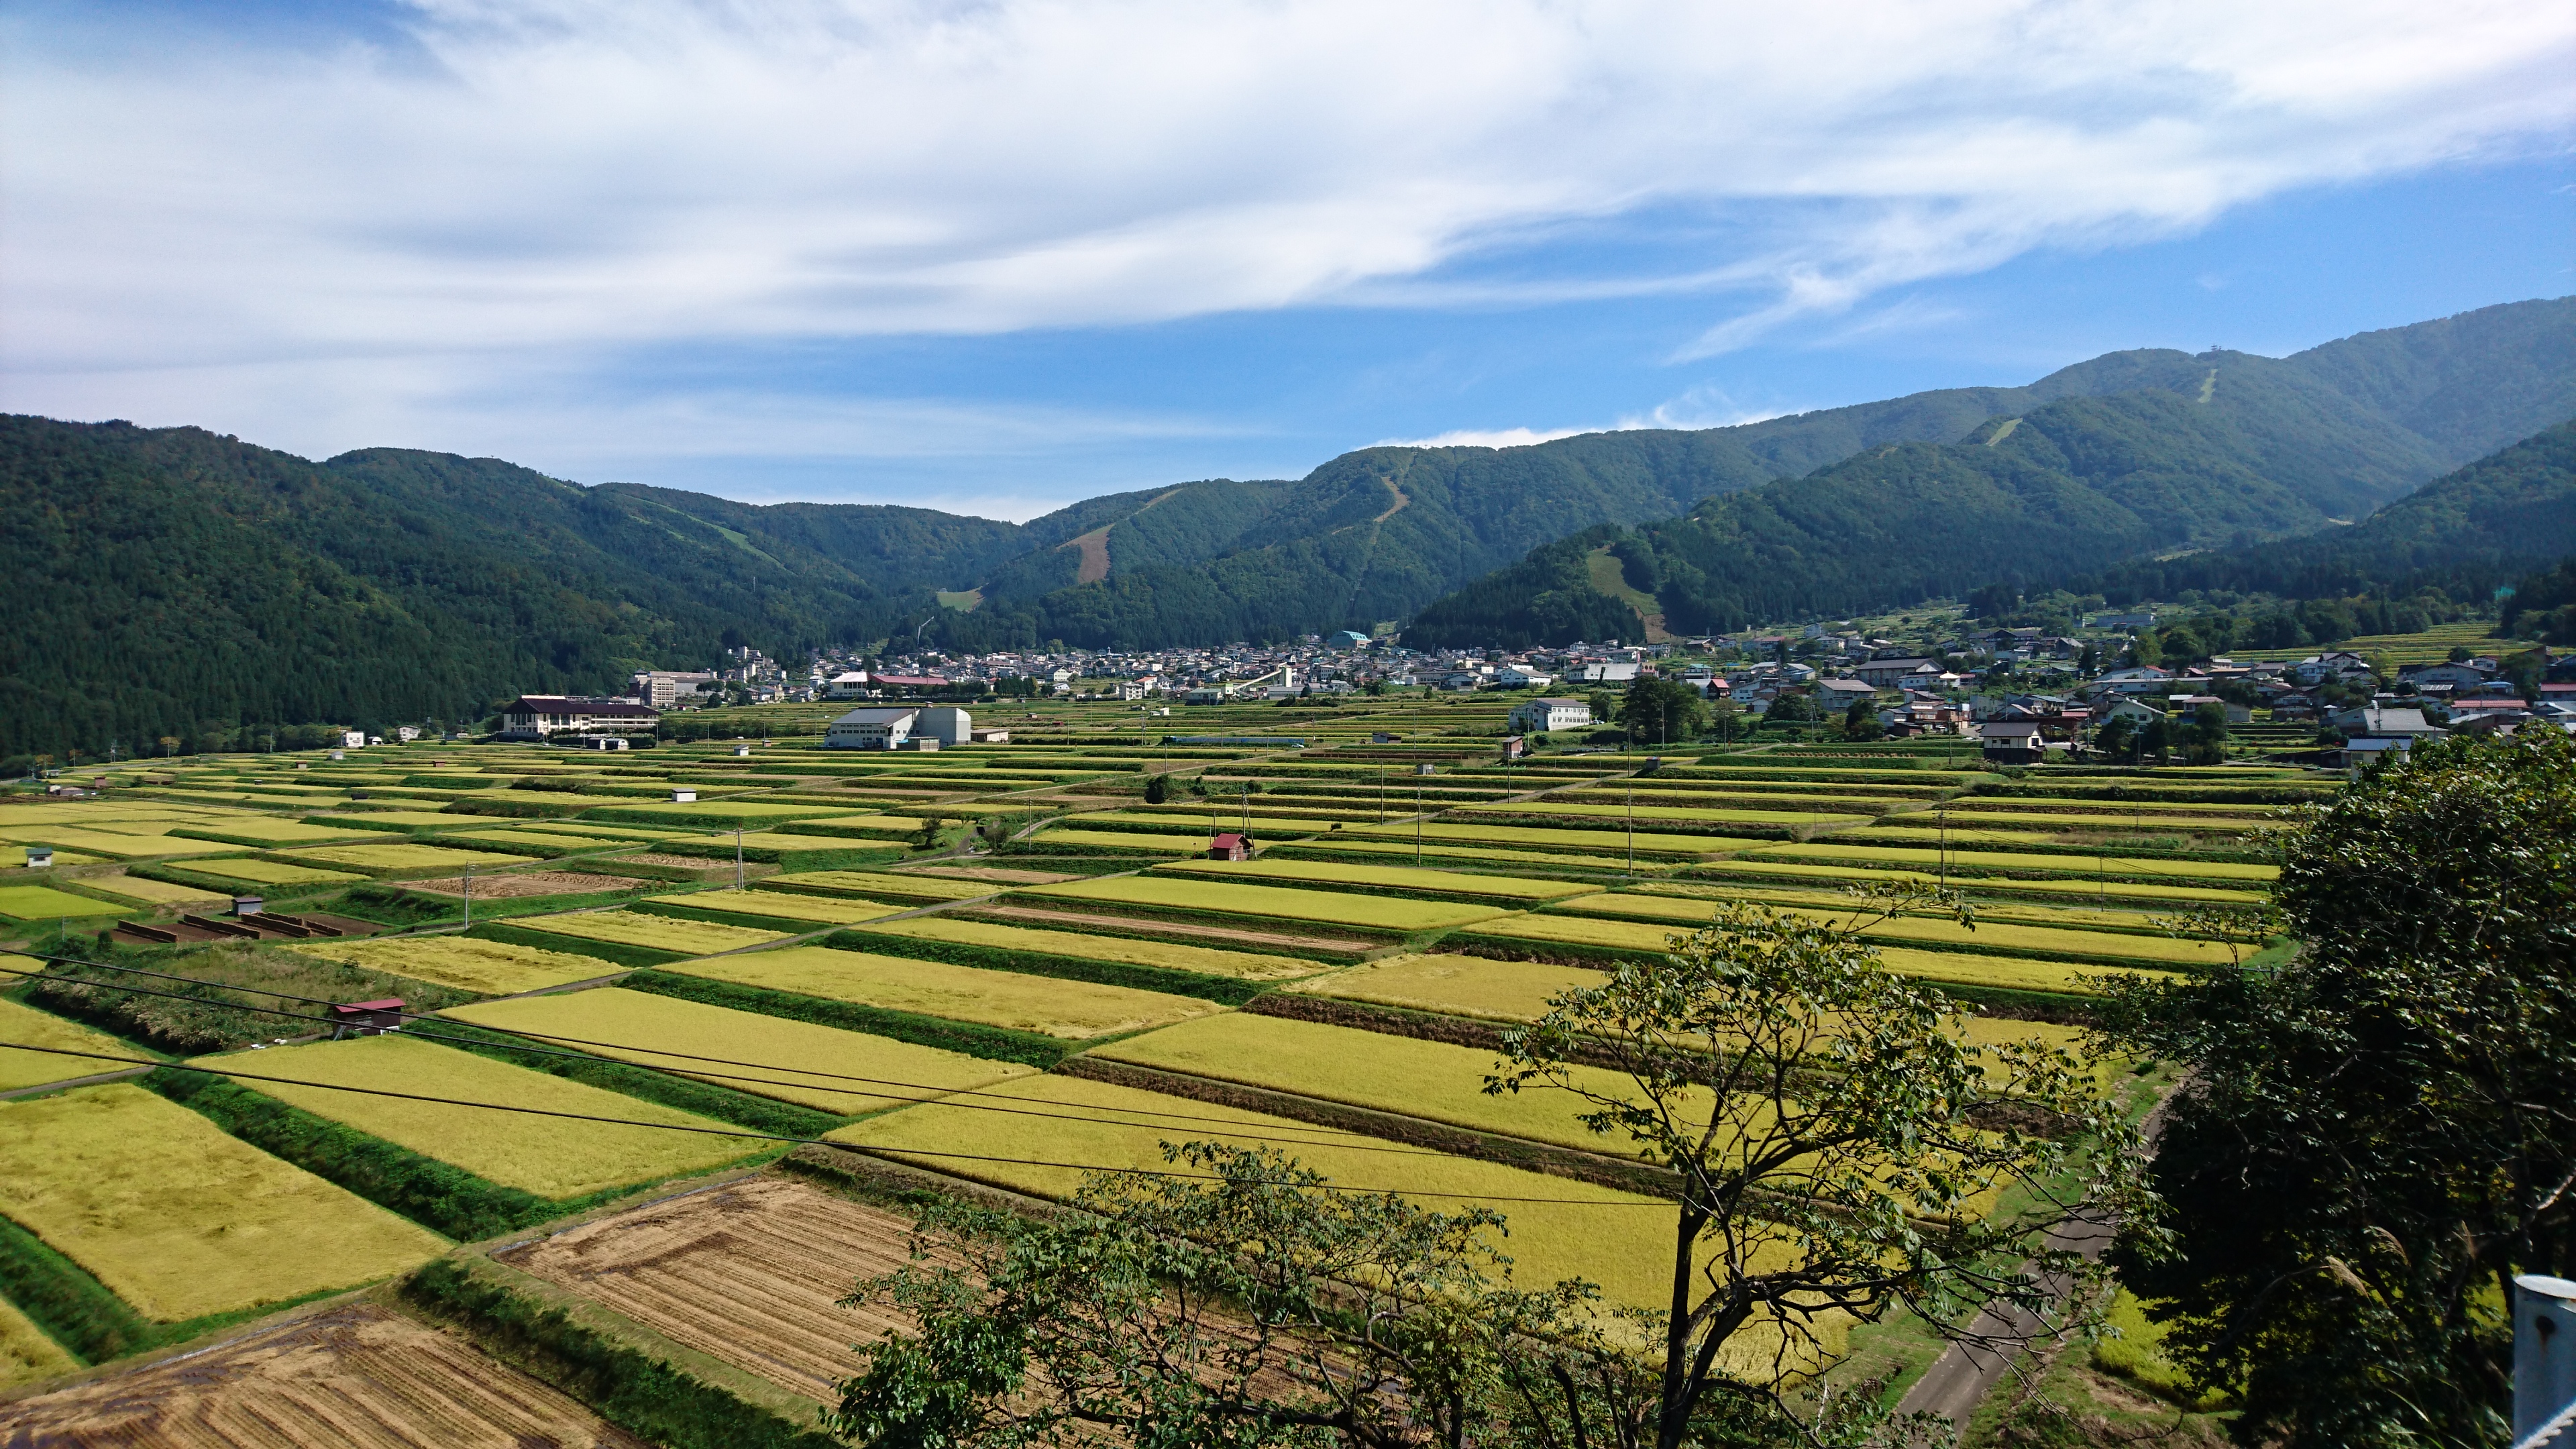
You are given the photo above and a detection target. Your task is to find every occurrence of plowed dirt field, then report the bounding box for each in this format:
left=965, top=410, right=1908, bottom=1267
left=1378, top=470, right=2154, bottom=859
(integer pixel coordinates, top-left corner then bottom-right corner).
left=498, top=1175, right=918, bottom=1402
left=0, top=1302, right=648, bottom=1447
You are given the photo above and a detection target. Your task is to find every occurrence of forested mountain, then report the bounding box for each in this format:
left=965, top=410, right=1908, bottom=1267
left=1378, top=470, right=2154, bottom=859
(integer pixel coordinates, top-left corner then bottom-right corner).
left=3, top=297, right=2567, bottom=758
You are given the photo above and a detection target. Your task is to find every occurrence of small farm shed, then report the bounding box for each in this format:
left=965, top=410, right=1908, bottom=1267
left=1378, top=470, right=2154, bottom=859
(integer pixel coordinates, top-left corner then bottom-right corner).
left=331, top=999, right=406, bottom=1038
left=1208, top=833, right=1253, bottom=861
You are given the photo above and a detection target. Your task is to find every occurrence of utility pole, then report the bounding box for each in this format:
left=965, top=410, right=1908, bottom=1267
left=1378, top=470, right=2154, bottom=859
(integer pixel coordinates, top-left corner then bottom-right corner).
left=1415, top=777, right=1425, bottom=867
left=736, top=825, right=746, bottom=892
left=1625, top=775, right=1635, bottom=883
left=461, top=867, right=472, bottom=930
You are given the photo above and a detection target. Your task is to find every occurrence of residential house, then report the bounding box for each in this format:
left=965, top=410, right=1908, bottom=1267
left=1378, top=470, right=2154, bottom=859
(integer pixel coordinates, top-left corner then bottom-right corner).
left=2323, top=705, right=2445, bottom=739
left=2089, top=667, right=2175, bottom=696
left=1507, top=697, right=1595, bottom=733
left=1977, top=721, right=2046, bottom=763
left=1816, top=678, right=1876, bottom=710
left=1494, top=665, right=1555, bottom=689
left=1853, top=657, right=1939, bottom=689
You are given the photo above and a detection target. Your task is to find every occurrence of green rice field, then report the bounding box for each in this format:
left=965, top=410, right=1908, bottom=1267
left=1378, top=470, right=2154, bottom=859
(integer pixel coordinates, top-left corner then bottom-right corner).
left=0, top=885, right=127, bottom=919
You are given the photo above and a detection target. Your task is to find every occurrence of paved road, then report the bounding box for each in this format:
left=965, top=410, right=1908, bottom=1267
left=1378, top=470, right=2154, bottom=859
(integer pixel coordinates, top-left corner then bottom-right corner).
left=1893, top=1214, right=2116, bottom=1424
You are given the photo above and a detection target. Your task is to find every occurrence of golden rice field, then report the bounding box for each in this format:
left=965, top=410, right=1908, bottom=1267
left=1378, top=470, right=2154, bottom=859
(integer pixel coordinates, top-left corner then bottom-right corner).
left=307, top=936, right=616, bottom=996
left=1024, top=828, right=1208, bottom=853
left=0, top=991, right=136, bottom=1091
left=829, top=1073, right=1815, bottom=1352
left=441, top=829, right=625, bottom=853
left=1874, top=810, right=2273, bottom=833
left=305, top=811, right=476, bottom=829
left=1092, top=1012, right=1703, bottom=1156
left=0, top=828, right=241, bottom=859
left=763, top=871, right=1004, bottom=902
left=1291, top=953, right=1605, bottom=1024
left=1458, top=801, right=1874, bottom=830
left=514, top=910, right=790, bottom=956
left=858, top=915, right=1328, bottom=980
left=1276, top=838, right=1678, bottom=871
left=1868, top=947, right=2182, bottom=996
left=0, top=1292, right=76, bottom=1391
left=1550, top=893, right=2235, bottom=965
left=71, top=871, right=230, bottom=906
left=176, top=859, right=366, bottom=886
left=1153, top=857, right=1603, bottom=902
left=227, top=1036, right=751, bottom=1198
left=1746, top=843, right=2280, bottom=881
left=668, top=946, right=1221, bottom=1038
left=0, top=885, right=126, bottom=920
left=1020, top=876, right=1515, bottom=932
left=647, top=890, right=904, bottom=926
left=0, top=1083, right=444, bottom=1322
left=1339, top=820, right=1736, bottom=857
left=444, top=987, right=1031, bottom=1115
left=282, top=842, right=543, bottom=871
left=1682, top=858, right=2265, bottom=904
left=174, top=822, right=383, bottom=847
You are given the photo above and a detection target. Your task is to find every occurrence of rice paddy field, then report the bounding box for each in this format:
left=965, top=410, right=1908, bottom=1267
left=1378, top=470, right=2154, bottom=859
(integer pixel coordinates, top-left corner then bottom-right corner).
left=858, top=914, right=1330, bottom=979
left=303, top=935, right=621, bottom=995
left=668, top=945, right=1222, bottom=1038
left=0, top=884, right=127, bottom=920
left=0, top=1083, right=445, bottom=1322
left=221, top=1035, right=755, bottom=1197
left=442, top=986, right=1036, bottom=1114
left=511, top=908, right=793, bottom=956
left=0, top=712, right=2295, bottom=1421
left=0, top=992, right=138, bottom=1091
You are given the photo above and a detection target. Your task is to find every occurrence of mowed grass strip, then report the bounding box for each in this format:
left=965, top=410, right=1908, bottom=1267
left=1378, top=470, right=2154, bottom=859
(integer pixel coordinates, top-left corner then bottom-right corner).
left=219, top=1035, right=752, bottom=1199
left=641, top=889, right=906, bottom=926
left=666, top=945, right=1221, bottom=1039
left=859, top=915, right=1325, bottom=980
left=1744, top=843, right=2279, bottom=881
left=1291, top=953, right=1607, bottom=1024
left=1152, top=857, right=1603, bottom=902
left=442, top=986, right=1034, bottom=1116
left=306, top=936, right=619, bottom=996
left=1019, top=876, right=1515, bottom=932
left=511, top=909, right=791, bottom=956
left=0, top=1083, right=445, bottom=1322
left=1092, top=1012, right=1695, bottom=1156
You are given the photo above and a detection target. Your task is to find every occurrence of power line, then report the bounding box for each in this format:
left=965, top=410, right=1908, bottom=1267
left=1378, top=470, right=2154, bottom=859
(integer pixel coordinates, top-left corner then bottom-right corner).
left=0, top=955, right=1511, bottom=1161
left=0, top=1042, right=1668, bottom=1208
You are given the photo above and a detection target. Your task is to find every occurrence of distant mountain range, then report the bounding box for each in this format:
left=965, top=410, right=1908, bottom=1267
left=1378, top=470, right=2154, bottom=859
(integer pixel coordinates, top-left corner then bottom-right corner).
left=3, top=297, right=2570, bottom=759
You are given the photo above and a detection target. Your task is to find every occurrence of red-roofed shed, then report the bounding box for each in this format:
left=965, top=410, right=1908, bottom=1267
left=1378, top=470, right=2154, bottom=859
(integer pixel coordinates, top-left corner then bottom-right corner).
left=1208, top=833, right=1252, bottom=861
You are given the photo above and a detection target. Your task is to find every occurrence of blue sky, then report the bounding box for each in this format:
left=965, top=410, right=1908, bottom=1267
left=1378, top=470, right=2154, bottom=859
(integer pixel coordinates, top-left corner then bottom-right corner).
left=3, top=0, right=2571, bottom=520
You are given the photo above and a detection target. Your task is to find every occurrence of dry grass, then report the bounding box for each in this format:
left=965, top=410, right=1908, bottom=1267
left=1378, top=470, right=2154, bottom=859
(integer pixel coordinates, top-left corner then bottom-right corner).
left=229, top=1035, right=753, bottom=1198
left=668, top=945, right=1221, bottom=1038
left=0, top=1083, right=444, bottom=1322
left=443, top=985, right=1036, bottom=1116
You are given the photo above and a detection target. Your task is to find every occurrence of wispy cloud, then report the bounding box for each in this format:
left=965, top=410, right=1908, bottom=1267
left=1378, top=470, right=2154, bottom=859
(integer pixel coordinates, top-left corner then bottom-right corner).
left=1372, top=425, right=1591, bottom=449
left=3, top=0, right=2570, bottom=469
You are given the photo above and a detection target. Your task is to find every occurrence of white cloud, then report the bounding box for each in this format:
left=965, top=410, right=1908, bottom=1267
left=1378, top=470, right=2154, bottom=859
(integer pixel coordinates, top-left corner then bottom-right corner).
left=1373, top=426, right=1590, bottom=449
left=3, top=0, right=2571, bottom=455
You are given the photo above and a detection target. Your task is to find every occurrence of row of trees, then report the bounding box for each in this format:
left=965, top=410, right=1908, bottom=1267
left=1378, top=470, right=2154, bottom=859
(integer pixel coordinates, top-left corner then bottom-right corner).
left=820, top=728, right=2575, bottom=1447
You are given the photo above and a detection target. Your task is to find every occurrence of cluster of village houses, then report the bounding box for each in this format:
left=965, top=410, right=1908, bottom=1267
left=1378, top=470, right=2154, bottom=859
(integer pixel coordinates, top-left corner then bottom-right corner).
left=479, top=615, right=2576, bottom=766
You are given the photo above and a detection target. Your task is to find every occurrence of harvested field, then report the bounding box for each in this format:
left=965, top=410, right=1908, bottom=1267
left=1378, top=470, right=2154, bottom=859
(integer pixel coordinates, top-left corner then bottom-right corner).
left=442, top=986, right=1034, bottom=1115
left=0, top=992, right=137, bottom=1092
left=403, top=869, right=638, bottom=899
left=606, top=851, right=737, bottom=868
left=232, top=1035, right=753, bottom=1198
left=305, top=936, right=619, bottom=996
left=500, top=1174, right=922, bottom=1401
left=0, top=1083, right=444, bottom=1322
left=0, top=1292, right=76, bottom=1391
left=1290, top=953, right=1605, bottom=1024
left=1019, top=875, right=1513, bottom=932
left=0, top=1301, right=653, bottom=1446
left=669, top=946, right=1223, bottom=1038
left=865, top=913, right=1332, bottom=977
left=513, top=909, right=791, bottom=956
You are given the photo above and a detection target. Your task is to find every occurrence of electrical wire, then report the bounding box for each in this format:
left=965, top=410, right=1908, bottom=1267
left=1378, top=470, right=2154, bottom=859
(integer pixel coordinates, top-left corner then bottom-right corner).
left=0, top=953, right=1557, bottom=1163
left=0, top=1041, right=1666, bottom=1207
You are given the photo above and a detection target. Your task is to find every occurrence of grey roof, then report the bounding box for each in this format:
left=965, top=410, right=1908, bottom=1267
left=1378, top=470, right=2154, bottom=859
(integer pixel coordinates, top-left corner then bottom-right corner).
left=829, top=707, right=922, bottom=725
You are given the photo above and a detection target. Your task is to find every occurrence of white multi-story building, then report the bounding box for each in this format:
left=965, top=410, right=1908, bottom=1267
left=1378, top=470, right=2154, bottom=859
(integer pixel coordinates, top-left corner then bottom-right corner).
left=1507, top=697, right=1596, bottom=733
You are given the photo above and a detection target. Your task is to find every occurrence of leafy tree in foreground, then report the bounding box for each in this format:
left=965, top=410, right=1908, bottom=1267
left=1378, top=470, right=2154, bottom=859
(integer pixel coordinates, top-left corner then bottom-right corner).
left=2098, top=729, right=2576, bottom=1446
left=828, top=890, right=2143, bottom=1448
left=1619, top=676, right=1709, bottom=745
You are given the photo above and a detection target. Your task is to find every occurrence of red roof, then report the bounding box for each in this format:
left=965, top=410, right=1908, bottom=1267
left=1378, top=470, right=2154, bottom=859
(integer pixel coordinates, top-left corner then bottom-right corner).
left=1210, top=833, right=1248, bottom=848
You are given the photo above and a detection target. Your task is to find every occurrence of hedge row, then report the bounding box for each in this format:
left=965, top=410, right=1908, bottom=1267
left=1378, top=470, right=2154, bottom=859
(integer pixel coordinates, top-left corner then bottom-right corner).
left=811, top=931, right=1267, bottom=1005
left=141, top=1068, right=623, bottom=1240
left=0, top=1208, right=154, bottom=1362
left=400, top=1260, right=845, bottom=1449
left=419, top=1019, right=847, bottom=1138
left=625, top=969, right=1071, bottom=1069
